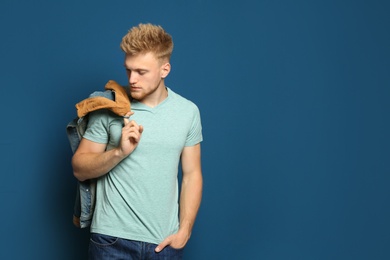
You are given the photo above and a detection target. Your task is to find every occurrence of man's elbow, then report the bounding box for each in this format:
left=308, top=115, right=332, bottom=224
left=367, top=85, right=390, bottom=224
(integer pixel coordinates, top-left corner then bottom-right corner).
left=72, top=156, right=87, bottom=182
left=73, top=170, right=87, bottom=182
left=183, top=170, right=203, bottom=186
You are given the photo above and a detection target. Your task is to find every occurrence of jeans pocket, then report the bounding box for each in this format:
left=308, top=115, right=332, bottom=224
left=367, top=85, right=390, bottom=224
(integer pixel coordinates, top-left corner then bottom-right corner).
left=90, top=233, right=119, bottom=247
left=163, top=245, right=184, bottom=258
left=168, top=245, right=184, bottom=251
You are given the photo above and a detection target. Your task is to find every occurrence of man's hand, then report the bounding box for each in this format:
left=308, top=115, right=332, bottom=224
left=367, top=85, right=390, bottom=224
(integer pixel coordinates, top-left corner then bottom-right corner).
left=119, top=111, right=143, bottom=156
left=155, top=229, right=190, bottom=253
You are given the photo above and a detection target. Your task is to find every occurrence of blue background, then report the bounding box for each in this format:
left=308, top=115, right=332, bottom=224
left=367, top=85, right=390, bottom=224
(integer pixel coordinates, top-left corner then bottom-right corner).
left=1, top=0, right=389, bottom=259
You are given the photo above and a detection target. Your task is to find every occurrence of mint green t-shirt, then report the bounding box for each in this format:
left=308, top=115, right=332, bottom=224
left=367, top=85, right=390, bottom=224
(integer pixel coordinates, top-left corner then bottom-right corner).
left=83, top=87, right=202, bottom=244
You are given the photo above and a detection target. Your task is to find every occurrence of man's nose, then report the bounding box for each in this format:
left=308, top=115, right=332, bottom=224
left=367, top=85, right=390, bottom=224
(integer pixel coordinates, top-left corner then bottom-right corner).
left=129, top=73, right=137, bottom=85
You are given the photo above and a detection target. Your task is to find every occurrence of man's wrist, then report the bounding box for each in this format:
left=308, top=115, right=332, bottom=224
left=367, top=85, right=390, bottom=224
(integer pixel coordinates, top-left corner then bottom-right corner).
left=113, top=147, right=128, bottom=159
left=178, top=226, right=191, bottom=241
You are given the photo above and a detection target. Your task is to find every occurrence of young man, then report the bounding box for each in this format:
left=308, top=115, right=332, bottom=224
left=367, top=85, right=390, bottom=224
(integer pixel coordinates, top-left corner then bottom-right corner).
left=72, top=23, right=203, bottom=259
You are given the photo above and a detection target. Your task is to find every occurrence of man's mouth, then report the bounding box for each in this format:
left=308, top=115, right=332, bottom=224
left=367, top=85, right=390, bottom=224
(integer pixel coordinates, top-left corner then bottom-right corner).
left=130, top=86, right=141, bottom=91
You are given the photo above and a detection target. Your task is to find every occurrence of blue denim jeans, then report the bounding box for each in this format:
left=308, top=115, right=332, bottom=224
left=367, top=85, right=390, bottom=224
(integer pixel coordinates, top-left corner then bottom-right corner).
left=88, top=233, right=184, bottom=260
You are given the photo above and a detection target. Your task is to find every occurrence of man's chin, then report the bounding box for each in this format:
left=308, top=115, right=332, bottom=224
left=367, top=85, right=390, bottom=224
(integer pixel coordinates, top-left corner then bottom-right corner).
left=130, top=92, right=144, bottom=100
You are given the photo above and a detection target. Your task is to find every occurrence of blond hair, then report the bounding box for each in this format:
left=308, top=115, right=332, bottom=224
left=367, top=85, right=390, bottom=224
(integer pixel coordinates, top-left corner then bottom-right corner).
left=120, top=23, right=173, bottom=61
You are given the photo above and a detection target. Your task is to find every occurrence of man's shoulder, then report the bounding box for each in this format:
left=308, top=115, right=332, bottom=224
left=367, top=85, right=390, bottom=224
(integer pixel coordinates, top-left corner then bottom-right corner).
left=168, top=88, right=199, bottom=110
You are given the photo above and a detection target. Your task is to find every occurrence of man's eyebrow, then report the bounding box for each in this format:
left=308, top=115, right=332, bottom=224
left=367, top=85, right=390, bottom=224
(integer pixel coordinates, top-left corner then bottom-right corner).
left=123, top=65, right=148, bottom=72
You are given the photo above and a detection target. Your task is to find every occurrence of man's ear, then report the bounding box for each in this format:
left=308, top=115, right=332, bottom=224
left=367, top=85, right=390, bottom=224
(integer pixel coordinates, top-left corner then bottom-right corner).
left=161, top=62, right=171, bottom=79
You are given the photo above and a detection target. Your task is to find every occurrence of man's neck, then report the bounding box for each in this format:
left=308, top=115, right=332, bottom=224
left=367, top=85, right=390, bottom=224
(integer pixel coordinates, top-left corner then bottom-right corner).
left=140, top=85, right=168, bottom=108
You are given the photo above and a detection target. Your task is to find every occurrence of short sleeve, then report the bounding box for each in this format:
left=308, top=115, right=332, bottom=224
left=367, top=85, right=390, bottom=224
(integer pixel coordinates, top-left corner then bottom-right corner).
left=185, top=105, right=203, bottom=146
left=82, top=110, right=110, bottom=144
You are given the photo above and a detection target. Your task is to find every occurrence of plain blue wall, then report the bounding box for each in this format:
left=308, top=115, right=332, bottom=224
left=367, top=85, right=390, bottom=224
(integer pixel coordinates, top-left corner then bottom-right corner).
left=1, top=0, right=389, bottom=259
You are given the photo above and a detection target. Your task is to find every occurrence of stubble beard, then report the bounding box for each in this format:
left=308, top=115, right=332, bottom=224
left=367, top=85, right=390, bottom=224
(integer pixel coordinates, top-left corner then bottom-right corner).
left=130, top=78, right=163, bottom=101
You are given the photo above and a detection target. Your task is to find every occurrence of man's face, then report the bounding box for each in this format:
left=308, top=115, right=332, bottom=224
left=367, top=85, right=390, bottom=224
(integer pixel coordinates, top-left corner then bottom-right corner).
left=124, top=52, right=169, bottom=102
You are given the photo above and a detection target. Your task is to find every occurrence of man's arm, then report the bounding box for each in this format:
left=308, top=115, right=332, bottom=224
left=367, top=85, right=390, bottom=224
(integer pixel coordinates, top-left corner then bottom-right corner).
left=156, top=143, right=203, bottom=251
left=72, top=114, right=143, bottom=181
left=72, top=138, right=124, bottom=181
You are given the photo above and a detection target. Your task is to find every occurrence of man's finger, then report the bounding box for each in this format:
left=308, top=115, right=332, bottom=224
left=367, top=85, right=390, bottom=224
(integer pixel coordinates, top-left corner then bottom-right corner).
left=155, top=237, right=171, bottom=252
left=123, top=111, right=133, bottom=125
